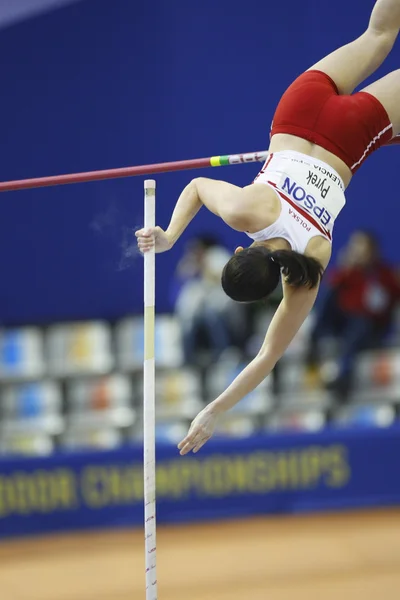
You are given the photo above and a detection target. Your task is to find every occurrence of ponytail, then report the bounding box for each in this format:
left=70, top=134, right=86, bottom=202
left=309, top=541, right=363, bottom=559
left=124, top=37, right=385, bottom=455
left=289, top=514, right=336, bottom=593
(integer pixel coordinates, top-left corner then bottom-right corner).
left=221, top=246, right=323, bottom=303
left=269, top=249, right=323, bottom=289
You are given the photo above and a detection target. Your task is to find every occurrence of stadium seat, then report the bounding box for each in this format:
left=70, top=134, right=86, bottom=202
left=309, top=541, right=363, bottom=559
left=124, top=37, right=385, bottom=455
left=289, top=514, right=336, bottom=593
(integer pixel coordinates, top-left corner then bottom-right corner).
left=354, top=349, right=400, bottom=389
left=267, top=408, right=326, bottom=433
left=61, top=426, right=123, bottom=451
left=1, top=380, right=63, bottom=435
left=278, top=389, right=333, bottom=411
left=0, top=428, right=54, bottom=456
left=278, top=362, right=309, bottom=394
left=347, top=386, right=400, bottom=405
left=66, top=374, right=135, bottom=428
left=46, top=321, right=113, bottom=376
left=333, top=403, right=396, bottom=429
left=116, top=315, right=183, bottom=371
left=0, top=327, right=45, bottom=380
left=132, top=421, right=189, bottom=444
left=214, top=415, right=259, bottom=438
left=136, top=367, right=203, bottom=419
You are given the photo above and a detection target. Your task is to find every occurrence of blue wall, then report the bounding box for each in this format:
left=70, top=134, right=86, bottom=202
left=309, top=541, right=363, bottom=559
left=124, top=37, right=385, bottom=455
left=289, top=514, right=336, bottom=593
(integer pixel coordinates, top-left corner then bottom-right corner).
left=0, top=0, right=398, bottom=324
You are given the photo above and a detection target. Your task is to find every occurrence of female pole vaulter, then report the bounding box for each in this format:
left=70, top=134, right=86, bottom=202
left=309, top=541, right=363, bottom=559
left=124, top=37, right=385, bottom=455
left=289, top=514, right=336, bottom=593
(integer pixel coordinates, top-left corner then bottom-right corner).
left=136, top=0, right=400, bottom=455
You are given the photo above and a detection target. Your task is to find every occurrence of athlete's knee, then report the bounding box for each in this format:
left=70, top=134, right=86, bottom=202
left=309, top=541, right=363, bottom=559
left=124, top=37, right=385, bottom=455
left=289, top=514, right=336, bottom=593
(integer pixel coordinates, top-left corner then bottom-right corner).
left=369, top=0, right=400, bottom=36
left=366, top=25, right=397, bottom=54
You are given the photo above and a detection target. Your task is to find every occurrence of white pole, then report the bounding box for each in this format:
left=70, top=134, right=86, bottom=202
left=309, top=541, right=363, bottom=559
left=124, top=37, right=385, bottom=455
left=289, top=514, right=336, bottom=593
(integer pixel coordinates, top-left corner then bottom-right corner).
left=143, top=179, right=157, bottom=600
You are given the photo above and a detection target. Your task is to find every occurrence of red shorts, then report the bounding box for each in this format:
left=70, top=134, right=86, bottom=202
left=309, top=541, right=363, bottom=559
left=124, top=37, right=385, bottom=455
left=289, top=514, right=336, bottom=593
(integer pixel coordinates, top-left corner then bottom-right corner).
left=271, top=70, right=393, bottom=173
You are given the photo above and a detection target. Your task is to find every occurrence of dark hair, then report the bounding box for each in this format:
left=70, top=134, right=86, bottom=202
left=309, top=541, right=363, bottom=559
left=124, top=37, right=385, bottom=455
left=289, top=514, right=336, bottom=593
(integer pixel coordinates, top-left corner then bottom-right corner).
left=221, top=246, right=324, bottom=302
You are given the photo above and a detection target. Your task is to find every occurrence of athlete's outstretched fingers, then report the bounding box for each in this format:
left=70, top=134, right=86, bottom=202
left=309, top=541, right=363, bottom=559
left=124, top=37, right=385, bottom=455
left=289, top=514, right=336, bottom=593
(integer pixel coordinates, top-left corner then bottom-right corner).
left=178, top=435, right=195, bottom=455
left=178, top=406, right=218, bottom=454
left=179, top=442, right=194, bottom=455
left=177, top=434, right=189, bottom=450
left=178, top=429, right=205, bottom=455
left=193, top=438, right=209, bottom=453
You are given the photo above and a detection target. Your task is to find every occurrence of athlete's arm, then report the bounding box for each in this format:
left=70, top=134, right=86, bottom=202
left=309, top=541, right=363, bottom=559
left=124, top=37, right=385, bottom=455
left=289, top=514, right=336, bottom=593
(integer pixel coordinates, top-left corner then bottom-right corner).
left=178, top=282, right=319, bottom=455
left=136, top=177, right=248, bottom=253
left=167, top=177, right=248, bottom=242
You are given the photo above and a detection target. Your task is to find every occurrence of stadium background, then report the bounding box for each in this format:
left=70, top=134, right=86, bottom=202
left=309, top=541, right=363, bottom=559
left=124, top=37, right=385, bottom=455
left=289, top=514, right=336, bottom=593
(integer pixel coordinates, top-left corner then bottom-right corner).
left=2, top=1, right=400, bottom=599
left=1, top=0, right=399, bottom=323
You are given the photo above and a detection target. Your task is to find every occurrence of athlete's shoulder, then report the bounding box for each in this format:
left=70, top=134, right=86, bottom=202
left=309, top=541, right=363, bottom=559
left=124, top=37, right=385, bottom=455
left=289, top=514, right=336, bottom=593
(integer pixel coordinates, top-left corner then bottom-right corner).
left=305, top=238, right=332, bottom=270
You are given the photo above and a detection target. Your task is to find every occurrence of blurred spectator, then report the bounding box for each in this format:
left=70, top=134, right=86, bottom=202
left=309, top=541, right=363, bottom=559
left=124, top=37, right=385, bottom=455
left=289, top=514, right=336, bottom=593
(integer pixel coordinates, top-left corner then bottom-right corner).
left=169, top=235, right=219, bottom=306
left=171, top=236, right=253, bottom=368
left=306, top=230, right=400, bottom=399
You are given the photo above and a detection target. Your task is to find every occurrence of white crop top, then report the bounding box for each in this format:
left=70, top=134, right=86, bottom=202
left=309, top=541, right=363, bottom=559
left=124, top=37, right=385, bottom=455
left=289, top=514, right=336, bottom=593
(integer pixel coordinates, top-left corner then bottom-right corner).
left=248, top=151, right=346, bottom=253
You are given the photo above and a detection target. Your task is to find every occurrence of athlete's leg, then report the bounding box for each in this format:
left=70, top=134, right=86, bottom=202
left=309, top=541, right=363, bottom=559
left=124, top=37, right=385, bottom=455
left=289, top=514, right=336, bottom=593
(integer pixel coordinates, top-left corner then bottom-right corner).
left=361, top=70, right=400, bottom=136
left=309, top=0, right=400, bottom=95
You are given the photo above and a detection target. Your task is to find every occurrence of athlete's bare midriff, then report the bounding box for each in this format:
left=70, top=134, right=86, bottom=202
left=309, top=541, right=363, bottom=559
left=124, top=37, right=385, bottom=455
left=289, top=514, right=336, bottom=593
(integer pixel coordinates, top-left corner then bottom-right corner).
left=269, top=133, right=353, bottom=188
